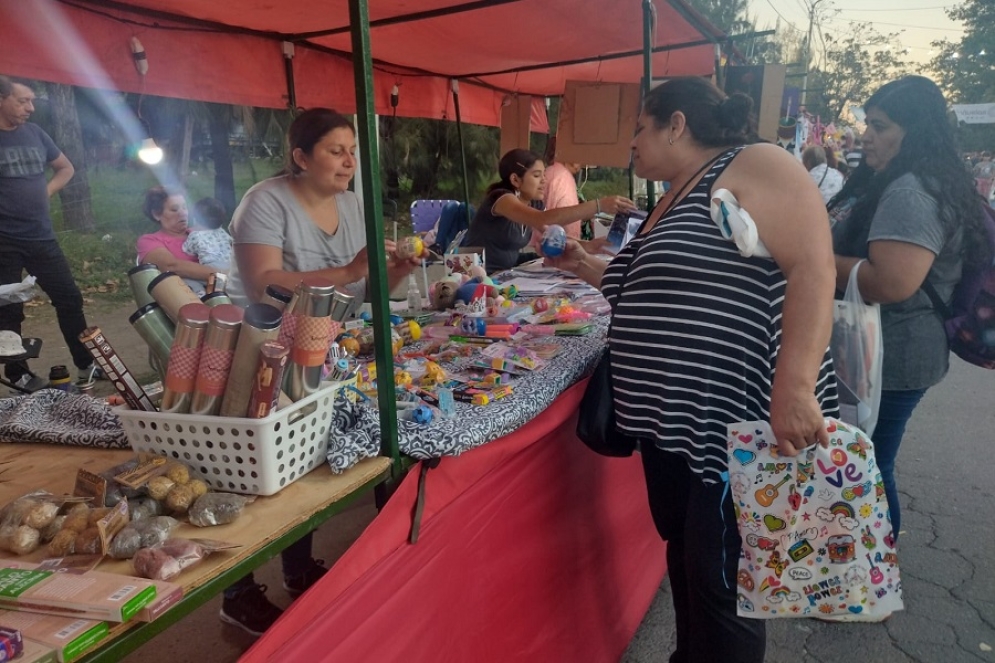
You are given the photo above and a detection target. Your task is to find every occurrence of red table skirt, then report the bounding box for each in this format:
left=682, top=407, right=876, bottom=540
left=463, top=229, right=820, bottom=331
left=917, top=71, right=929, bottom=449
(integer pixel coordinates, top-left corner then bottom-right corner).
left=243, top=380, right=667, bottom=662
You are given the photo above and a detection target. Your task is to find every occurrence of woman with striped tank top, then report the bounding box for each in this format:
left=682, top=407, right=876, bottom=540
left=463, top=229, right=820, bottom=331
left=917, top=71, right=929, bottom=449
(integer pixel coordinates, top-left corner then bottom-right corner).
left=546, top=77, right=839, bottom=662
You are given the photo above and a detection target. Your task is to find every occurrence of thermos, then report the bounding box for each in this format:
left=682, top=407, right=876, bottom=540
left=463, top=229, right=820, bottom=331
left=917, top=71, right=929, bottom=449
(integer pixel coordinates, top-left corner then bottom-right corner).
left=161, top=303, right=211, bottom=413
left=261, top=284, right=294, bottom=313
left=148, top=272, right=202, bottom=323
left=190, top=304, right=244, bottom=416
left=284, top=277, right=336, bottom=401
left=129, top=302, right=175, bottom=376
left=48, top=365, right=71, bottom=391
left=246, top=341, right=290, bottom=418
left=128, top=263, right=161, bottom=309
left=219, top=303, right=283, bottom=417
left=202, top=291, right=233, bottom=308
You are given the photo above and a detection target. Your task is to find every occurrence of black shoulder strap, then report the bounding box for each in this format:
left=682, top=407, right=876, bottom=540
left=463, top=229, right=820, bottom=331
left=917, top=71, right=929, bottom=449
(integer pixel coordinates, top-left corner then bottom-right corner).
left=921, top=280, right=950, bottom=319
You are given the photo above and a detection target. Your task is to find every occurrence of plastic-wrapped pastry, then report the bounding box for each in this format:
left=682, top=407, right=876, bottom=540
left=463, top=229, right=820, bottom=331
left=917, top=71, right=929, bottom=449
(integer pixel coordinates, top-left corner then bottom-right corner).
left=187, top=493, right=250, bottom=527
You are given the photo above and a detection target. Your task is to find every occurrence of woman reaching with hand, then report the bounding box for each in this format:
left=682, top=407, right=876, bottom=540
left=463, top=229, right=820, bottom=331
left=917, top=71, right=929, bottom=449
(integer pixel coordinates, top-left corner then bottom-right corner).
left=463, top=148, right=635, bottom=272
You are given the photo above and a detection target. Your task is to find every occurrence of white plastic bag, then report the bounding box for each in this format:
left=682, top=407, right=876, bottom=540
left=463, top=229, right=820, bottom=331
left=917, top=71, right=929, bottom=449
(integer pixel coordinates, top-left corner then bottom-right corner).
left=830, top=261, right=882, bottom=436
left=0, top=276, right=39, bottom=307
left=727, top=418, right=902, bottom=621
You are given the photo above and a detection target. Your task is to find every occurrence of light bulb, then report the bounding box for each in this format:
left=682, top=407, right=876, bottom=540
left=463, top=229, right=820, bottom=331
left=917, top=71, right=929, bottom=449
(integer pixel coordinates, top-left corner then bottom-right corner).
left=138, top=138, right=163, bottom=165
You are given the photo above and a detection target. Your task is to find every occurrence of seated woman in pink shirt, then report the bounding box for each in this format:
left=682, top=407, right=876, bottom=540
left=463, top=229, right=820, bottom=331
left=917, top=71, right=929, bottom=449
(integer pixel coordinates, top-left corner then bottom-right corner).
left=136, top=186, right=219, bottom=293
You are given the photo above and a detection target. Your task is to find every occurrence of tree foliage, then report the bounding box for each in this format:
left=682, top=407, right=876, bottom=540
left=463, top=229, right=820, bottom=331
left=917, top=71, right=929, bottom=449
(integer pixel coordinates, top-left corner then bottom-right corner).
left=929, top=0, right=995, bottom=103
left=807, top=24, right=910, bottom=122
left=688, top=0, right=753, bottom=36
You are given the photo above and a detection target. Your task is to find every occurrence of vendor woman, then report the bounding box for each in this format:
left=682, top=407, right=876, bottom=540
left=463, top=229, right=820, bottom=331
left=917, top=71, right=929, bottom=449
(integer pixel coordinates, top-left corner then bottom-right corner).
left=463, top=148, right=635, bottom=272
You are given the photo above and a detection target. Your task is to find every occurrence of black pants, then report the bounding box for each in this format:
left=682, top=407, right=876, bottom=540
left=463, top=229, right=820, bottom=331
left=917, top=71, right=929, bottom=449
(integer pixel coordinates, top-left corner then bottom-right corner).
left=640, top=442, right=765, bottom=663
left=0, top=238, right=91, bottom=381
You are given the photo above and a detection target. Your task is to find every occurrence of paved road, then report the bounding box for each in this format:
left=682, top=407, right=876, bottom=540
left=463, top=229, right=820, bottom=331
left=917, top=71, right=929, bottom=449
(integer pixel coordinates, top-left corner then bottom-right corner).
left=623, top=357, right=995, bottom=663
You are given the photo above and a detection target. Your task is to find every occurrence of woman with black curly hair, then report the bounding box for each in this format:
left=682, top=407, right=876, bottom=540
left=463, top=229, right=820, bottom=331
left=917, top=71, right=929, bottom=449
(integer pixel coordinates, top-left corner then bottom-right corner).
left=830, top=75, right=990, bottom=540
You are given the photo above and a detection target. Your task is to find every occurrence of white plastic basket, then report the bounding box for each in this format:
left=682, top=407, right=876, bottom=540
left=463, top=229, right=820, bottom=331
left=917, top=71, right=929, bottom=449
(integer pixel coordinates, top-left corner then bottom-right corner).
left=116, top=382, right=347, bottom=496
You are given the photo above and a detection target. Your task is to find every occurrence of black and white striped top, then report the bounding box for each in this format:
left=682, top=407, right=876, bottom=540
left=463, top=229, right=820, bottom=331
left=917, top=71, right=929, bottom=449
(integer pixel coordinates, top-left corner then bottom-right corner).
left=602, top=148, right=838, bottom=484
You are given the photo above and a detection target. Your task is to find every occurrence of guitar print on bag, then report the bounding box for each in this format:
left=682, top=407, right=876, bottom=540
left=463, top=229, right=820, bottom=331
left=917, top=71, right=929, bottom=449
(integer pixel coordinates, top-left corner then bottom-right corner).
left=755, top=475, right=791, bottom=508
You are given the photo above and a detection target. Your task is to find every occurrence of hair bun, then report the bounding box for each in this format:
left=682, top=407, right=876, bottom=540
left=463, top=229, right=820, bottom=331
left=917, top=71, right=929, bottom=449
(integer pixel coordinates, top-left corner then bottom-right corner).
left=718, top=93, right=753, bottom=131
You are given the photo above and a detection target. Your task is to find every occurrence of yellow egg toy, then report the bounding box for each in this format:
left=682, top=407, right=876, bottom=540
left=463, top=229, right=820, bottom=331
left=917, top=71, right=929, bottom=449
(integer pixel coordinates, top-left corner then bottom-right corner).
left=394, top=370, right=413, bottom=388
left=421, top=361, right=446, bottom=385
left=339, top=336, right=361, bottom=357
left=396, top=236, right=425, bottom=260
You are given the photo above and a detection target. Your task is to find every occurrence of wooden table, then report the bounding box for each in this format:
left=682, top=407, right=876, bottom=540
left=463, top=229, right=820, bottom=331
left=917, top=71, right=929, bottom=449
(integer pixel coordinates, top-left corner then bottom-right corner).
left=0, top=444, right=391, bottom=662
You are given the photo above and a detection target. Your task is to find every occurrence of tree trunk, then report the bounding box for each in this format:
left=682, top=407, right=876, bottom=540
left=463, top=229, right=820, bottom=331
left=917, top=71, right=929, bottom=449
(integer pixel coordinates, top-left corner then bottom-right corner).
left=208, top=104, right=236, bottom=214
left=47, top=84, right=95, bottom=233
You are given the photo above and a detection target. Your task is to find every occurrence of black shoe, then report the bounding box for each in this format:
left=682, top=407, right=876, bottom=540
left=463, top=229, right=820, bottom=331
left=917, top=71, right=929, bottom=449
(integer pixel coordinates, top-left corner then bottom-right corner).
left=283, top=558, right=328, bottom=599
left=219, top=584, right=283, bottom=637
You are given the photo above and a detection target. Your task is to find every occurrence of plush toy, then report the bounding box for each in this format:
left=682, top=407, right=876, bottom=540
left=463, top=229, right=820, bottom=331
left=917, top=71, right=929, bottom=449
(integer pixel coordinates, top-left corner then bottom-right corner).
left=432, top=280, right=460, bottom=310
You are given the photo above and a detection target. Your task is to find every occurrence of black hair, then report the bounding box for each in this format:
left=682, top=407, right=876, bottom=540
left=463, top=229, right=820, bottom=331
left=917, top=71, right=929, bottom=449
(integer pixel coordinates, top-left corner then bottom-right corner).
left=192, top=197, right=227, bottom=230
left=829, top=76, right=989, bottom=269
left=142, top=185, right=186, bottom=224
left=486, top=148, right=541, bottom=195
left=642, top=77, right=757, bottom=148
left=286, top=108, right=355, bottom=175
left=0, top=75, right=33, bottom=98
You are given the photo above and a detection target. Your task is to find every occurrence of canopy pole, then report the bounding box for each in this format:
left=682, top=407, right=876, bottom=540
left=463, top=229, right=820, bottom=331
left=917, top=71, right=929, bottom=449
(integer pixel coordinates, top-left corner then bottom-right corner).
left=281, top=41, right=297, bottom=110
left=642, top=0, right=656, bottom=209
left=451, top=79, right=473, bottom=226
left=348, top=0, right=402, bottom=479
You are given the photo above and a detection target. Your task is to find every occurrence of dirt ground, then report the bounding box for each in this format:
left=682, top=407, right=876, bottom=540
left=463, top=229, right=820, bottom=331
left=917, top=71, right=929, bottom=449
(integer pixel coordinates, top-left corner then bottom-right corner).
left=12, top=295, right=380, bottom=661
left=16, top=295, right=155, bottom=395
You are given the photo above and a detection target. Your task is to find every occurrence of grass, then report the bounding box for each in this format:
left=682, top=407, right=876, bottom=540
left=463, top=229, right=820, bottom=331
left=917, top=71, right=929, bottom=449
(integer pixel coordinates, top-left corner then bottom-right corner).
left=49, top=161, right=272, bottom=301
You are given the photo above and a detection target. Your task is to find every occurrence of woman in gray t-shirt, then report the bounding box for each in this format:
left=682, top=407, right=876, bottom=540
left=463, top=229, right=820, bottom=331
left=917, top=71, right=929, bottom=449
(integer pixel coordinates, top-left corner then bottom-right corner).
left=227, top=109, right=419, bottom=307
left=220, top=108, right=421, bottom=634
left=829, top=76, right=990, bottom=541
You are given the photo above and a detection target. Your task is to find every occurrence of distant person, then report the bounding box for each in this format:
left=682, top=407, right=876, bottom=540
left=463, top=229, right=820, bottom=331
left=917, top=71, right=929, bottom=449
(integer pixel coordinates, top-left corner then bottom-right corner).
left=137, top=186, right=215, bottom=296
left=802, top=145, right=845, bottom=204
left=829, top=75, right=990, bottom=549
left=973, top=151, right=994, bottom=178
left=184, top=197, right=233, bottom=271
left=463, top=148, right=635, bottom=272
left=536, top=137, right=584, bottom=241
left=845, top=137, right=864, bottom=169
left=0, top=75, right=98, bottom=390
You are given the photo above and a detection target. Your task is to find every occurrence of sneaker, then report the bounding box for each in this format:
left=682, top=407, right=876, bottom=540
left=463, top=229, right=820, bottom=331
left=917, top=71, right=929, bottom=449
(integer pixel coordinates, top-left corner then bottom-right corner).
left=218, top=584, right=284, bottom=637
left=283, top=558, right=328, bottom=599
left=8, top=374, right=47, bottom=394
left=77, top=365, right=106, bottom=383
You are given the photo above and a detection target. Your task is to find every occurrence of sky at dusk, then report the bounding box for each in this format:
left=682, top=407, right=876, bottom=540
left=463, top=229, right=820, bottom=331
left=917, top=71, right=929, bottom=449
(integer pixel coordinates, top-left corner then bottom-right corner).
left=750, top=0, right=966, bottom=65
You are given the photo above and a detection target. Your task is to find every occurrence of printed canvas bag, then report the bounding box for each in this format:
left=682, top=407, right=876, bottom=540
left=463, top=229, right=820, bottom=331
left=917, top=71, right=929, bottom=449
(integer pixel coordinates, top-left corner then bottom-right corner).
left=727, top=418, right=902, bottom=620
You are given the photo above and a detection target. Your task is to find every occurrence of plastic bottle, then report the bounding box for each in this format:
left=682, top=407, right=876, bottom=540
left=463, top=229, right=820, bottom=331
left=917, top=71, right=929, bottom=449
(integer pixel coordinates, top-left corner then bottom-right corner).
left=406, top=273, right=422, bottom=312
left=48, top=365, right=71, bottom=391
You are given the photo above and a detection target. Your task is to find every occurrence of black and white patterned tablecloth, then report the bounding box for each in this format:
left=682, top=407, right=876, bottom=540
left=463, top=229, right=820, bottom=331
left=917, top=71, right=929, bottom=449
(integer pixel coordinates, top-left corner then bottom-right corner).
left=325, top=318, right=608, bottom=472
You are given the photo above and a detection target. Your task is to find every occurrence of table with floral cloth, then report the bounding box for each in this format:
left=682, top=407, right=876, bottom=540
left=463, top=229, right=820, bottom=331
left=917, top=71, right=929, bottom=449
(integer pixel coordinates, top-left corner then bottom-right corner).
left=325, top=316, right=608, bottom=472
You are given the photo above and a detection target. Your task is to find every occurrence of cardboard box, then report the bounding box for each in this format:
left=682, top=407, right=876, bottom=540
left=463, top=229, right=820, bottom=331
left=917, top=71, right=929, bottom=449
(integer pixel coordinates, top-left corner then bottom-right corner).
left=135, top=580, right=183, bottom=623
left=20, top=638, right=59, bottom=663
left=0, top=565, right=155, bottom=623
left=0, top=611, right=106, bottom=663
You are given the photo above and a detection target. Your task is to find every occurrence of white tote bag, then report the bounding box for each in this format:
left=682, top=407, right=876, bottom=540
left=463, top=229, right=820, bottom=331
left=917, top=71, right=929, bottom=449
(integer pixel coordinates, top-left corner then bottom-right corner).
left=727, top=418, right=902, bottom=620
left=831, top=261, right=883, bottom=437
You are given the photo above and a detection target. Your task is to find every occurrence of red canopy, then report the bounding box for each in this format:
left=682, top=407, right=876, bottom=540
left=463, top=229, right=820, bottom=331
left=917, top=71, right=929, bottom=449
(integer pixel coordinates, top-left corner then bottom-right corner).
left=2, top=0, right=722, bottom=126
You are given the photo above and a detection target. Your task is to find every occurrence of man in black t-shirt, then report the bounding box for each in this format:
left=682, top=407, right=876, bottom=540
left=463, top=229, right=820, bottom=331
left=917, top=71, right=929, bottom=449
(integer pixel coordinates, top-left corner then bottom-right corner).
left=0, top=75, right=94, bottom=390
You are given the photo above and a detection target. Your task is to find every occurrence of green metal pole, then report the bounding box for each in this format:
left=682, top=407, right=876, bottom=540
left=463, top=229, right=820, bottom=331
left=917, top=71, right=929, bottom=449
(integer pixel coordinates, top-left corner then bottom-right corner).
left=451, top=79, right=473, bottom=226
left=642, top=0, right=656, bottom=209
left=348, top=0, right=401, bottom=479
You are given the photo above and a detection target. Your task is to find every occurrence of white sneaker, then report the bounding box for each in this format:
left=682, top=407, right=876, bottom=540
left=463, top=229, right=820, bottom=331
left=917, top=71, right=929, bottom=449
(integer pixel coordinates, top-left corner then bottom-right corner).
left=8, top=374, right=46, bottom=394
